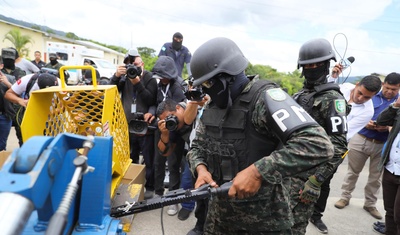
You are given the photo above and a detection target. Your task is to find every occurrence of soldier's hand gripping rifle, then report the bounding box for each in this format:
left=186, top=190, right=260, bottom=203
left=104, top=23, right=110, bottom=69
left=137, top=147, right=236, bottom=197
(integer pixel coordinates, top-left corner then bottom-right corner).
left=111, top=181, right=232, bottom=218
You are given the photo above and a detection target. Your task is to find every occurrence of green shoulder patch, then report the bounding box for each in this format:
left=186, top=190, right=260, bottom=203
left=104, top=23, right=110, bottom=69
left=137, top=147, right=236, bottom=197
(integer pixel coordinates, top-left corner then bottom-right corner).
left=334, top=99, right=346, bottom=114
left=266, top=88, right=286, bottom=101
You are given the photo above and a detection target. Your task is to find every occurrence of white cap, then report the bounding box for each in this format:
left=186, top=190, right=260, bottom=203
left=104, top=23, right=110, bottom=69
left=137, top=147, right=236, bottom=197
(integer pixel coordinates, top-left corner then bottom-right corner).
left=123, top=48, right=140, bottom=64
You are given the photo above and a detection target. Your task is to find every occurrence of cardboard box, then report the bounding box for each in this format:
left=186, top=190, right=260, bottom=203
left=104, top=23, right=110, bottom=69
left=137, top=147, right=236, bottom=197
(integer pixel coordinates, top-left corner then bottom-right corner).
left=112, top=163, right=146, bottom=232
left=122, top=163, right=145, bottom=202
left=121, top=163, right=146, bottom=185
left=0, top=151, right=12, bottom=168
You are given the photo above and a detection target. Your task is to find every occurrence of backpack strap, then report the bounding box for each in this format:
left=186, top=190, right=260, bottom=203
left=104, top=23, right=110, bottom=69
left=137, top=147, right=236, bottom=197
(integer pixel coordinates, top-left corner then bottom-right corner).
left=24, top=73, right=40, bottom=99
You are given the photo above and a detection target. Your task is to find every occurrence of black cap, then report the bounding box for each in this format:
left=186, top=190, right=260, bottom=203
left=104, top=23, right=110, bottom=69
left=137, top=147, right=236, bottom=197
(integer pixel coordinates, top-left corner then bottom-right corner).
left=37, top=73, right=58, bottom=89
left=1, top=48, right=16, bottom=60
left=49, top=53, right=57, bottom=59
left=173, top=32, right=183, bottom=39
left=84, top=69, right=100, bottom=82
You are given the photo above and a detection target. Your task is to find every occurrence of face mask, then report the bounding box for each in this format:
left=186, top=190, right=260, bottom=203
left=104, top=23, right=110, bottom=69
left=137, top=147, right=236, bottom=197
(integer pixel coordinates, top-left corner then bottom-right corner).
left=2, top=58, right=15, bottom=70
left=303, top=65, right=328, bottom=83
left=203, top=76, right=230, bottom=109
left=172, top=40, right=182, bottom=51
left=50, top=59, right=57, bottom=66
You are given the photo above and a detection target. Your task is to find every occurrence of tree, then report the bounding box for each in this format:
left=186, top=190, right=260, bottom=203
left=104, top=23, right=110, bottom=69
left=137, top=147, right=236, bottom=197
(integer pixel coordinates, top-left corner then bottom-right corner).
left=31, top=25, right=41, bottom=30
left=3, top=28, right=34, bottom=57
left=137, top=47, right=158, bottom=72
left=66, top=32, right=79, bottom=40
left=137, top=47, right=156, bottom=58
left=245, top=63, right=304, bottom=95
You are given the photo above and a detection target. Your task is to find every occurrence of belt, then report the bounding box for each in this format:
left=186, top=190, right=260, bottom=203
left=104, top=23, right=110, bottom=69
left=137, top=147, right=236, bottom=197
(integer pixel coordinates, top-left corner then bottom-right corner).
left=385, top=168, right=400, bottom=177
left=358, top=134, right=384, bottom=144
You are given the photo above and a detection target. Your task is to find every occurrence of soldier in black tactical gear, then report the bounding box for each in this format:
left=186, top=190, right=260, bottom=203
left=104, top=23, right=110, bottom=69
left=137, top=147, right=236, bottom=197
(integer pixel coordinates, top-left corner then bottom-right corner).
left=1, top=48, right=26, bottom=147
left=186, top=37, right=334, bottom=234
left=292, top=38, right=350, bottom=234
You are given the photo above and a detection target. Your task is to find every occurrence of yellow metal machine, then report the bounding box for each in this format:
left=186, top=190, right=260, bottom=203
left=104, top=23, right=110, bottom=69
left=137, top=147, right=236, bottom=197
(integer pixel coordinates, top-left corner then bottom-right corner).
left=21, top=66, right=131, bottom=198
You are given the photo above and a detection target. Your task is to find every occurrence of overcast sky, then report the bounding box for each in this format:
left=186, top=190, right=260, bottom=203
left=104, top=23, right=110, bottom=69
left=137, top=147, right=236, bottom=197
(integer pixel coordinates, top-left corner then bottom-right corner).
left=1, top=0, right=400, bottom=77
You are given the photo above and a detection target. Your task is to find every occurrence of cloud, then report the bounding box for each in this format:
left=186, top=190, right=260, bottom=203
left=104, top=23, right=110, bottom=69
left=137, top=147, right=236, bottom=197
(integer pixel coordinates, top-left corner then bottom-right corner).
left=1, top=0, right=399, bottom=76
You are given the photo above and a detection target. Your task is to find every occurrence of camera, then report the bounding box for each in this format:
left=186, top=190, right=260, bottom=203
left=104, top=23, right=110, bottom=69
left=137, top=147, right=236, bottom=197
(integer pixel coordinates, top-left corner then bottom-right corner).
left=165, top=114, right=179, bottom=131
left=185, top=87, right=205, bottom=101
left=184, top=75, right=205, bottom=101
left=126, top=65, right=142, bottom=79
left=129, top=112, right=157, bottom=135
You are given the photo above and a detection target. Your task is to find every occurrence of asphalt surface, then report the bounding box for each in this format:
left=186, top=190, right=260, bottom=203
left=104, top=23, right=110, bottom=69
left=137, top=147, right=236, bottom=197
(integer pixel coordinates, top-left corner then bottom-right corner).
left=5, top=127, right=384, bottom=235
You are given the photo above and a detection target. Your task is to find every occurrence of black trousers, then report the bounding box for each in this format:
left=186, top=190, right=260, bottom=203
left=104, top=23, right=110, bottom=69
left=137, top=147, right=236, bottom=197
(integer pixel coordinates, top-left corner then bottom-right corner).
left=130, top=133, right=155, bottom=190
left=382, top=168, right=400, bottom=235
left=153, top=130, right=185, bottom=195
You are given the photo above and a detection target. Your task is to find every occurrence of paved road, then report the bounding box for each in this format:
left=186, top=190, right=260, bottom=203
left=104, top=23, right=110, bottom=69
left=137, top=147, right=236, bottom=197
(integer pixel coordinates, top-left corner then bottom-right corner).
left=5, top=128, right=384, bottom=235
left=127, top=151, right=385, bottom=235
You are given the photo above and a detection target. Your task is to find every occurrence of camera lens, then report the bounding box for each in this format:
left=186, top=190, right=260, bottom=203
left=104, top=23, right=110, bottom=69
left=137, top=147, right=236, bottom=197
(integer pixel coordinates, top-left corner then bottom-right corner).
left=165, top=115, right=178, bottom=131
left=129, top=120, right=147, bottom=134
left=129, top=113, right=148, bottom=134
left=126, top=65, right=142, bottom=79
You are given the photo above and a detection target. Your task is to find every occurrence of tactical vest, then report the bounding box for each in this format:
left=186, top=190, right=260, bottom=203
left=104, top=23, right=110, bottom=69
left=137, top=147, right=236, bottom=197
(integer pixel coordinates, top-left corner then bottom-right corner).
left=201, top=80, right=280, bottom=183
left=293, top=83, right=342, bottom=113
left=293, top=83, right=349, bottom=135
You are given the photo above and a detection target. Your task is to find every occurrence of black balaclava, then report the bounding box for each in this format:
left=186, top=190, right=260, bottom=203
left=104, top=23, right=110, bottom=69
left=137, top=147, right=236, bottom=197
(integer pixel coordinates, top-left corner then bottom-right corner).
left=230, top=71, right=249, bottom=101
left=302, top=61, right=330, bottom=88
left=204, top=77, right=230, bottom=109
left=203, top=72, right=249, bottom=109
left=2, top=58, right=15, bottom=70
left=50, top=58, right=58, bottom=66
left=172, top=32, right=183, bottom=51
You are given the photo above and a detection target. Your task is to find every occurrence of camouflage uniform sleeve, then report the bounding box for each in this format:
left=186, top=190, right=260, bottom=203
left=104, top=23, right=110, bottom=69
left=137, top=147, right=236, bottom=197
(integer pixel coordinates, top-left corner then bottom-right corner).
left=311, top=93, right=348, bottom=179
left=186, top=118, right=208, bottom=177
left=251, top=96, right=334, bottom=184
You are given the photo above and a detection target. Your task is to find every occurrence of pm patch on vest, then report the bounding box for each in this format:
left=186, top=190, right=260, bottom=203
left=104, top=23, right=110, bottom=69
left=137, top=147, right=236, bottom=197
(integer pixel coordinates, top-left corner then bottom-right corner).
left=263, top=88, right=318, bottom=142
left=326, top=99, right=348, bottom=135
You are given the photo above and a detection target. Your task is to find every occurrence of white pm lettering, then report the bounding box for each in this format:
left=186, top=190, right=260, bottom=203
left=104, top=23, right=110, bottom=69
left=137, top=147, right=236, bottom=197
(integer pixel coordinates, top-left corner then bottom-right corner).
left=272, top=109, right=290, bottom=132
left=291, top=106, right=309, bottom=122
left=330, top=116, right=348, bottom=133
left=272, top=106, right=311, bottom=132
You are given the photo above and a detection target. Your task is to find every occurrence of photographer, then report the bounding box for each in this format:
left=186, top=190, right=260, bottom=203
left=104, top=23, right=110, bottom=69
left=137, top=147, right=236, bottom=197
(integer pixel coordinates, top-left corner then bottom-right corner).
left=152, top=55, right=187, bottom=216
left=156, top=95, right=208, bottom=221
left=109, top=48, right=158, bottom=199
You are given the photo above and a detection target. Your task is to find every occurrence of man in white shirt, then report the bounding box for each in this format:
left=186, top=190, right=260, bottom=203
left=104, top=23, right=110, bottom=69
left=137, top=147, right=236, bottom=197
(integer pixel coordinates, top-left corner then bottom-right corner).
left=339, top=75, right=382, bottom=142
left=5, top=72, right=60, bottom=107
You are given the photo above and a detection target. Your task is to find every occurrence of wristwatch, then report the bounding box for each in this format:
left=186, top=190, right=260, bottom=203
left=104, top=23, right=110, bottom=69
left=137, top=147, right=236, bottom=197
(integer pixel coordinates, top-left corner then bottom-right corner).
left=390, top=103, right=400, bottom=110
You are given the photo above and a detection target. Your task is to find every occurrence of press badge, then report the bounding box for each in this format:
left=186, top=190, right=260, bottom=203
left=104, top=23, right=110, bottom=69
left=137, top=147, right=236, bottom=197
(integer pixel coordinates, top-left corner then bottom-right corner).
left=131, top=99, right=137, bottom=113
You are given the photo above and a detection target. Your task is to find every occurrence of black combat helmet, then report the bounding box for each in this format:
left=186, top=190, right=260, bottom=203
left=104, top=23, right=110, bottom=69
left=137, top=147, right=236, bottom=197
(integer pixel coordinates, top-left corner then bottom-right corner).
left=297, top=38, right=336, bottom=69
left=191, top=37, right=248, bottom=87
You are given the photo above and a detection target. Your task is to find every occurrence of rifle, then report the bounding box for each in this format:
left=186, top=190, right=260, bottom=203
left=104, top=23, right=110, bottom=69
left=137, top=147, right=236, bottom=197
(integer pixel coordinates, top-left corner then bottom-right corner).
left=111, top=181, right=232, bottom=218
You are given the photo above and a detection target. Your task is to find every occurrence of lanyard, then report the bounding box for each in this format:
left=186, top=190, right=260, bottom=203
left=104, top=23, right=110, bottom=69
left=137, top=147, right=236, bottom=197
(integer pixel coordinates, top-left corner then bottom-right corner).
left=161, top=84, right=170, bottom=101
